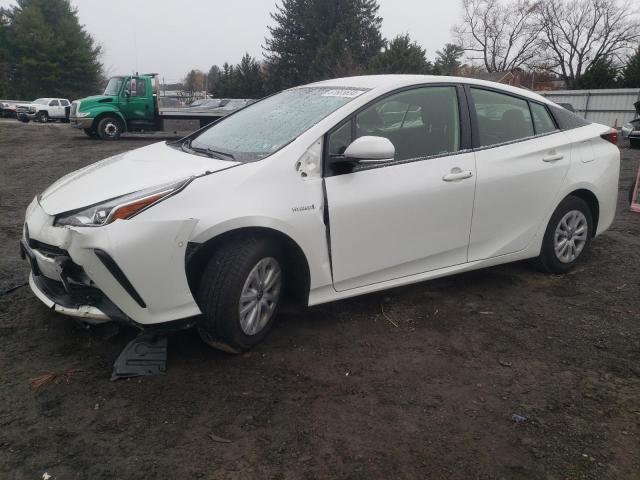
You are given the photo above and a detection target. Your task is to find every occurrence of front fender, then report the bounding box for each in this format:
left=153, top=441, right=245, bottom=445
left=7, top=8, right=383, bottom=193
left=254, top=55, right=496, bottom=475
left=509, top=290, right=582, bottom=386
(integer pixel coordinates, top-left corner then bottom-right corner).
left=190, top=215, right=333, bottom=292
left=90, top=107, right=128, bottom=132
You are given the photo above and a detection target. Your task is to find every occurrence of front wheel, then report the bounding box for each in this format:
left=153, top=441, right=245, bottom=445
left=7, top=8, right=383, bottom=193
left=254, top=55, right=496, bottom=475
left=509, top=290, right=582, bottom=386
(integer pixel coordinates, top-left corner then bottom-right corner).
left=96, top=116, right=123, bottom=140
left=37, top=111, right=48, bottom=123
left=537, top=196, right=593, bottom=274
left=196, top=237, right=284, bottom=353
left=83, top=128, right=98, bottom=139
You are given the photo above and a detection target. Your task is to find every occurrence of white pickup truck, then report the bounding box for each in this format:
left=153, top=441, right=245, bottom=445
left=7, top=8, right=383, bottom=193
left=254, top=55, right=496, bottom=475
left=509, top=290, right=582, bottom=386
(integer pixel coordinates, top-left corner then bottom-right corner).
left=16, top=98, right=71, bottom=123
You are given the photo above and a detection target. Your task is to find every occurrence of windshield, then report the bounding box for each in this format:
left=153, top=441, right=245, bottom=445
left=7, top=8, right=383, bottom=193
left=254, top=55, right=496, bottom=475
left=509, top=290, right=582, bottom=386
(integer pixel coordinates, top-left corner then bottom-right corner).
left=190, top=87, right=367, bottom=161
left=33, top=98, right=48, bottom=104
left=103, top=77, right=124, bottom=96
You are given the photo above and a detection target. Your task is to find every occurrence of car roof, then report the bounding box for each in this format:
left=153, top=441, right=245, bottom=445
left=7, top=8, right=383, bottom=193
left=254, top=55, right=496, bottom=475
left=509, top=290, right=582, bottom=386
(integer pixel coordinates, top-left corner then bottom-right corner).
left=305, top=74, right=551, bottom=105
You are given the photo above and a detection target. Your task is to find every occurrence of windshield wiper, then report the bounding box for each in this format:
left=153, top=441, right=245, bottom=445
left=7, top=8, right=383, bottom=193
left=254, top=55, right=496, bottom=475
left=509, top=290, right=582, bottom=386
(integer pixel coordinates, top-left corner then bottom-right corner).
left=205, top=148, right=235, bottom=160
left=181, top=139, right=235, bottom=160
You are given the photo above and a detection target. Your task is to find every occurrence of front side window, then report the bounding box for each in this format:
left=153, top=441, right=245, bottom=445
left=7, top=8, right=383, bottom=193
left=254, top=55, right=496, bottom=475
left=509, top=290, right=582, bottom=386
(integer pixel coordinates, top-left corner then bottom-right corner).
left=471, top=88, right=534, bottom=147
left=530, top=102, right=557, bottom=135
left=131, top=78, right=146, bottom=97
left=351, top=86, right=460, bottom=161
left=190, top=87, right=366, bottom=162
left=49, top=100, right=59, bottom=106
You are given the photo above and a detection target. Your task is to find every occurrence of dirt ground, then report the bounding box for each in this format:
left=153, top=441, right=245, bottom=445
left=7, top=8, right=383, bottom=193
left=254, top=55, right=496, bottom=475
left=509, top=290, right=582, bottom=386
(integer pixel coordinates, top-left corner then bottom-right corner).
left=0, top=119, right=639, bottom=480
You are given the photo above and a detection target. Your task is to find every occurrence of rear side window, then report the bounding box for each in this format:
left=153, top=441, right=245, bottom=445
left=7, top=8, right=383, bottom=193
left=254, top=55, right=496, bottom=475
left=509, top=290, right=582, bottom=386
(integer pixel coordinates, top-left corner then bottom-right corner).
left=60, top=100, right=70, bottom=106
left=471, top=88, right=534, bottom=147
left=530, top=103, right=557, bottom=134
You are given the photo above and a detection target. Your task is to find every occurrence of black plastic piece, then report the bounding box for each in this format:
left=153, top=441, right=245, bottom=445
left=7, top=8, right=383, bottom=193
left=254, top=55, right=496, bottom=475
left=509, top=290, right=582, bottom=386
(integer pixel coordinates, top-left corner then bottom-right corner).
left=111, top=331, right=168, bottom=381
left=94, top=249, right=147, bottom=308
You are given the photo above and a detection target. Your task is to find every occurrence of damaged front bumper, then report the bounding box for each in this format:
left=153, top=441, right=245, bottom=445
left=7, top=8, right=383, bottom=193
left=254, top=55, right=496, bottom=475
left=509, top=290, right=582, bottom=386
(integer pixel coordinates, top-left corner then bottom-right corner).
left=22, top=199, right=202, bottom=327
left=21, top=237, right=129, bottom=324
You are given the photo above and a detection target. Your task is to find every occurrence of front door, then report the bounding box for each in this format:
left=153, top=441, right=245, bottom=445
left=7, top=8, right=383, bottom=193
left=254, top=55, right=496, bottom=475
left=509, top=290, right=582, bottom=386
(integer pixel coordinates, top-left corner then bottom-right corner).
left=324, top=85, right=476, bottom=291
left=120, top=77, right=153, bottom=122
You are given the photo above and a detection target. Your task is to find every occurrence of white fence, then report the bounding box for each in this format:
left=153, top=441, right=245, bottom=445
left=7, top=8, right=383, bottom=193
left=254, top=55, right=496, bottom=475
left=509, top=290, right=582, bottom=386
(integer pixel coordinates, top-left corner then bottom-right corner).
left=539, top=88, right=640, bottom=127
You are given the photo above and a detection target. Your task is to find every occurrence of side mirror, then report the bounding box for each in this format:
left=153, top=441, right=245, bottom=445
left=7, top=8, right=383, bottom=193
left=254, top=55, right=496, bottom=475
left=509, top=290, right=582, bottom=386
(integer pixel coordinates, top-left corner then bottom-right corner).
left=124, top=89, right=131, bottom=98
left=343, top=136, right=395, bottom=163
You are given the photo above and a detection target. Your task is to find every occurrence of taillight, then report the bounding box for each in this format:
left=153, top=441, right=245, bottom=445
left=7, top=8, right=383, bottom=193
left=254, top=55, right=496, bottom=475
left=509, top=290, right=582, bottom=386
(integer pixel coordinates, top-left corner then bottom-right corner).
left=600, top=128, right=618, bottom=145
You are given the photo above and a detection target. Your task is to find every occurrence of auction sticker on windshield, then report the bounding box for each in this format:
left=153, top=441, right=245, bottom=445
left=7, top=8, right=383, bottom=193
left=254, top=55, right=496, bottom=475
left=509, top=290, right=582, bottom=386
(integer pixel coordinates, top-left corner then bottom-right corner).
left=321, top=89, right=366, bottom=98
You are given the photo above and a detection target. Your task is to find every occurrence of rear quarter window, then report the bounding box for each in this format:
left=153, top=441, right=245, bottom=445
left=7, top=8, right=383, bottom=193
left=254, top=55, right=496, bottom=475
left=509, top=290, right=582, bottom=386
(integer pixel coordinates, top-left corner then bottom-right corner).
left=548, top=104, right=591, bottom=130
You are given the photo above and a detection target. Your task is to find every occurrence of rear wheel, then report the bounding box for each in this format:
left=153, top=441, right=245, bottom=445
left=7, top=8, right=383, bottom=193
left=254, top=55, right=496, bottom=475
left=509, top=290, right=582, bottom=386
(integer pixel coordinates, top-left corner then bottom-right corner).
left=196, top=237, right=284, bottom=353
left=37, top=111, right=48, bottom=123
left=537, top=196, right=593, bottom=274
left=96, top=116, right=123, bottom=140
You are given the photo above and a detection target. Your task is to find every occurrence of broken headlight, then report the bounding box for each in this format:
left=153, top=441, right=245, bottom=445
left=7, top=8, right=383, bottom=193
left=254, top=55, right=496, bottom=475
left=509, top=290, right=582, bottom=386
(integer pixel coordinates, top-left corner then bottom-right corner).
left=55, top=178, right=192, bottom=227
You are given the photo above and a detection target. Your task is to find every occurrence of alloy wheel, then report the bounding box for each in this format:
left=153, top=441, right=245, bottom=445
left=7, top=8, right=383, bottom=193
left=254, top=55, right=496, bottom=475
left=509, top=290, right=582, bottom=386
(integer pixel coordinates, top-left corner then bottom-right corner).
left=553, top=210, right=588, bottom=263
left=238, top=257, right=282, bottom=336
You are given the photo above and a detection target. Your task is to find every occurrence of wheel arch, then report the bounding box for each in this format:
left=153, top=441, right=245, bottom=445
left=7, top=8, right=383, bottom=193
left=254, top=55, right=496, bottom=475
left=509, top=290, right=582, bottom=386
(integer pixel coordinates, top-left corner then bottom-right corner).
left=91, top=110, right=127, bottom=132
left=565, top=188, right=600, bottom=236
left=185, top=226, right=311, bottom=307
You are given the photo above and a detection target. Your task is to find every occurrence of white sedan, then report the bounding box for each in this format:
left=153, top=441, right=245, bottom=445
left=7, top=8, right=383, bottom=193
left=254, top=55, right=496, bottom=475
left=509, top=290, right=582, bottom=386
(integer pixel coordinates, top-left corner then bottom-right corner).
left=21, top=75, right=620, bottom=352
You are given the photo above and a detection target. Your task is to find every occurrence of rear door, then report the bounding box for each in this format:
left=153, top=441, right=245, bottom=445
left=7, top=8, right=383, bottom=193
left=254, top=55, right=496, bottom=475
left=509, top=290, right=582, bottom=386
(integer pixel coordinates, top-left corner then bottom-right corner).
left=48, top=99, right=62, bottom=118
left=325, top=85, right=477, bottom=291
left=466, top=87, right=571, bottom=261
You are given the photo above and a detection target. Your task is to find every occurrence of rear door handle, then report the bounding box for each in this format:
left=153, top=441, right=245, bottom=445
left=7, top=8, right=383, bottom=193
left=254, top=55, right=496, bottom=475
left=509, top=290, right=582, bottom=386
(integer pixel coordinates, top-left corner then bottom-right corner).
left=442, top=168, right=473, bottom=182
left=542, top=152, right=564, bottom=162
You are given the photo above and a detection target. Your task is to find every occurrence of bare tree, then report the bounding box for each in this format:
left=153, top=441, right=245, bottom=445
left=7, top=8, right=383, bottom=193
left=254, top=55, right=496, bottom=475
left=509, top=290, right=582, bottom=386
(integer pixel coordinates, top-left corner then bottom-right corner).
left=455, top=0, right=541, bottom=72
left=538, top=0, right=640, bottom=86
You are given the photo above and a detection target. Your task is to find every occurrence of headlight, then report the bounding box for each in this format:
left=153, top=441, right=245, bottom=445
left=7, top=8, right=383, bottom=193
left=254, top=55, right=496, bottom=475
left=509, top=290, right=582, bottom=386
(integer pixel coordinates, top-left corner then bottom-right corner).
left=77, top=111, right=91, bottom=117
left=29, top=106, right=36, bottom=113
left=54, top=178, right=192, bottom=227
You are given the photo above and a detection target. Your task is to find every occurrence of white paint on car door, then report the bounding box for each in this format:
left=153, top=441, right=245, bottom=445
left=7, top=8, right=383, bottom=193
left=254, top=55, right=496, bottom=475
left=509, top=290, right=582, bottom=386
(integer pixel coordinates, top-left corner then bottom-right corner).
left=326, top=153, right=476, bottom=291
left=324, top=85, right=476, bottom=292
left=467, top=88, right=571, bottom=261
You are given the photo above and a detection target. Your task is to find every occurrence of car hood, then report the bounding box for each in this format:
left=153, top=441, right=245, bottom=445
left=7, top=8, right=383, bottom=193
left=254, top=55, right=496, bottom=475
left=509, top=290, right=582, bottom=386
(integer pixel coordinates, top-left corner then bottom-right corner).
left=38, top=141, right=240, bottom=215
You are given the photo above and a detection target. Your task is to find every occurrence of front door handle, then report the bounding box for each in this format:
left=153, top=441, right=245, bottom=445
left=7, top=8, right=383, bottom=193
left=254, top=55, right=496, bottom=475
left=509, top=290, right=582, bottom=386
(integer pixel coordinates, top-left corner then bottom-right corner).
left=542, top=152, right=564, bottom=162
left=442, top=168, right=473, bottom=182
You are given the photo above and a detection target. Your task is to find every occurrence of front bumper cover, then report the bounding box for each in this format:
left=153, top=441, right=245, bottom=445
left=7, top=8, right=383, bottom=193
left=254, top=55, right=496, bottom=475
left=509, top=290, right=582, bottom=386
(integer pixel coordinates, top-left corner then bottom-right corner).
left=69, top=117, right=94, bottom=129
left=21, top=236, right=131, bottom=325
left=22, top=199, right=201, bottom=326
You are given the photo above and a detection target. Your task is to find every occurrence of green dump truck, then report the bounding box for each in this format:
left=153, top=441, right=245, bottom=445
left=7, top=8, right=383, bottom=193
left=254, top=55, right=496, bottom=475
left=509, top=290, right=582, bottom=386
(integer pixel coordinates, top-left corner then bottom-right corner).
left=70, top=73, right=230, bottom=140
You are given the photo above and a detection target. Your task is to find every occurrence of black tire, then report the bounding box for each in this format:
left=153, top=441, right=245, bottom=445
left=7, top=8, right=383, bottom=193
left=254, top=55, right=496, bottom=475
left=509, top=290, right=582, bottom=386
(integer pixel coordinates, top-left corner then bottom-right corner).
left=83, top=128, right=98, bottom=139
left=96, top=116, right=123, bottom=140
left=18, top=116, right=29, bottom=123
left=36, top=111, right=48, bottom=123
left=196, top=237, right=284, bottom=353
left=630, top=138, right=640, bottom=149
left=537, top=196, right=593, bottom=274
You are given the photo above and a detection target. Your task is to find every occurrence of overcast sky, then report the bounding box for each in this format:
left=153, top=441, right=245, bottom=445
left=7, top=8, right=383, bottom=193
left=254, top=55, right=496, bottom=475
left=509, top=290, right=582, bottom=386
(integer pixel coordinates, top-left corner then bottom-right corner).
left=0, top=0, right=461, bottom=82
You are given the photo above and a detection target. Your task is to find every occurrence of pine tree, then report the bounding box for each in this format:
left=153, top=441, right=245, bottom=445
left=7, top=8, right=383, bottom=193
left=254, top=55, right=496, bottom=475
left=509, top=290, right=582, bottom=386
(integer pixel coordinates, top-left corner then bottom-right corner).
left=434, top=43, right=464, bottom=76
left=264, top=0, right=384, bottom=90
left=234, top=54, right=265, bottom=98
left=621, top=47, right=640, bottom=88
left=4, top=0, right=102, bottom=99
left=573, top=57, right=619, bottom=89
left=0, top=9, right=10, bottom=97
left=368, top=34, right=433, bottom=75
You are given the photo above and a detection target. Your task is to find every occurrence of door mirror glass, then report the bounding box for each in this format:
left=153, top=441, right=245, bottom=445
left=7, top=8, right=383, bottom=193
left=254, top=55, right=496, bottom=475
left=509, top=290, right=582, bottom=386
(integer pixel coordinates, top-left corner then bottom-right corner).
left=124, top=89, right=131, bottom=98
left=343, top=136, right=395, bottom=163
